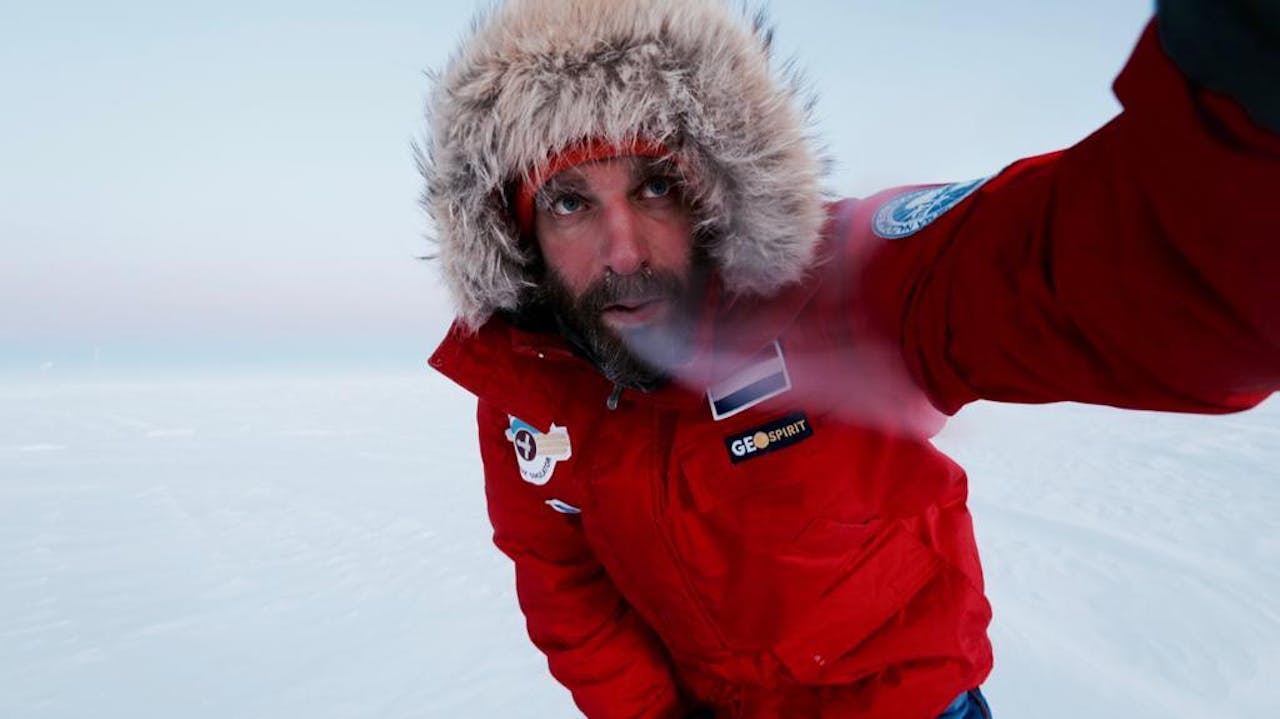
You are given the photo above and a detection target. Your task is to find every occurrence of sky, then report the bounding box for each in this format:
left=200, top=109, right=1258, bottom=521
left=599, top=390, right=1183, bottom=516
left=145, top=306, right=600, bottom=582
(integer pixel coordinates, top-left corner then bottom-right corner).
left=0, top=0, right=1154, bottom=374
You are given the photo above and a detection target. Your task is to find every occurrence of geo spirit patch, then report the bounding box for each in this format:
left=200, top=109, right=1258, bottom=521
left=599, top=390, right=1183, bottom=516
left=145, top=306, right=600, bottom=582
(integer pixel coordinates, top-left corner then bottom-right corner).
left=872, top=177, right=989, bottom=239
left=724, top=412, right=813, bottom=464
left=505, top=416, right=572, bottom=486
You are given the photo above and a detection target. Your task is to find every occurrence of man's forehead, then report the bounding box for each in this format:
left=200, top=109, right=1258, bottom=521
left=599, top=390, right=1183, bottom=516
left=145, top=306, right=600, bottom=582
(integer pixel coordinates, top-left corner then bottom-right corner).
left=541, top=155, right=675, bottom=191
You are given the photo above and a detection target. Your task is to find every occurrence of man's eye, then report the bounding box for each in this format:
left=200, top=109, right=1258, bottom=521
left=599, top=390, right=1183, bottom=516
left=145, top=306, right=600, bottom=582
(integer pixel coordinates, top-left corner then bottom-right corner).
left=550, top=194, right=586, bottom=216
left=640, top=176, right=674, bottom=199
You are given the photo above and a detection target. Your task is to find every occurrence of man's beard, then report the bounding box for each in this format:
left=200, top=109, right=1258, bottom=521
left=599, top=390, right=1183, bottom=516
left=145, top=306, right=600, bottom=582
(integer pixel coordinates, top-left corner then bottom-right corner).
left=539, top=263, right=706, bottom=392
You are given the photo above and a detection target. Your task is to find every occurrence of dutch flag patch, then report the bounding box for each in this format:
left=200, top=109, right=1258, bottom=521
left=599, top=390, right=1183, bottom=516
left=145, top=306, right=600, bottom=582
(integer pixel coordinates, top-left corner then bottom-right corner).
left=706, top=341, right=792, bottom=421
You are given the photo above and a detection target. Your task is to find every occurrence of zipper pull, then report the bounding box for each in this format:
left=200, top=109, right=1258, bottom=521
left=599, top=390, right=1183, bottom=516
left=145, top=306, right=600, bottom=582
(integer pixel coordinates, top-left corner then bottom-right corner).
left=606, top=384, right=623, bottom=411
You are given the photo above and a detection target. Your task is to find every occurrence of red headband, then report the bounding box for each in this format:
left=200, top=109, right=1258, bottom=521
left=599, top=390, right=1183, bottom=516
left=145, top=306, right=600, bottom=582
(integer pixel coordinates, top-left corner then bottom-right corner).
left=514, top=137, right=672, bottom=235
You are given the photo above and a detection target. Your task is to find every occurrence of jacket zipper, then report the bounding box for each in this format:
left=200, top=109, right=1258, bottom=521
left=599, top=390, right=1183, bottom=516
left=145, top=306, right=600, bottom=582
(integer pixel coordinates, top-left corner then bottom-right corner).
left=649, top=409, right=732, bottom=655
left=605, top=385, right=730, bottom=660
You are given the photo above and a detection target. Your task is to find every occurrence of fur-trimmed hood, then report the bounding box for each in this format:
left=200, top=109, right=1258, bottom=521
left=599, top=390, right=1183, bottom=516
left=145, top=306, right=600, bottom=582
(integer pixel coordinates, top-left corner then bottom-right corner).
left=421, top=0, right=825, bottom=330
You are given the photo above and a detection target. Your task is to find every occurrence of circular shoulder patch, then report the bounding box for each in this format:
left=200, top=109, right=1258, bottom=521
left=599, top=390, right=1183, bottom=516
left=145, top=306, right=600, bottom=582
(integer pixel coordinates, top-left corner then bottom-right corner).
left=872, top=177, right=989, bottom=239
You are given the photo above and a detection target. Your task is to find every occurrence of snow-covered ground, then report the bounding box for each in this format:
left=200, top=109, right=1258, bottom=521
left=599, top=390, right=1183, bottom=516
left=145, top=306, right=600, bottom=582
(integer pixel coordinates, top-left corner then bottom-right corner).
left=2, top=371, right=1277, bottom=718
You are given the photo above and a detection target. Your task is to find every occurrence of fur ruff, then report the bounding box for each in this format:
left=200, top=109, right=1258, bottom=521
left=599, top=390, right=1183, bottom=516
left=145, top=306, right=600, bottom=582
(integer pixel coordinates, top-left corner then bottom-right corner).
left=421, top=0, right=826, bottom=330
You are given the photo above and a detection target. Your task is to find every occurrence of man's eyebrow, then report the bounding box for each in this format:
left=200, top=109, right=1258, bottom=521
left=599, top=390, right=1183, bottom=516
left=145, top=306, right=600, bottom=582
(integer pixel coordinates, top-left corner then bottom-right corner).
left=637, top=157, right=681, bottom=178
left=535, top=172, right=588, bottom=204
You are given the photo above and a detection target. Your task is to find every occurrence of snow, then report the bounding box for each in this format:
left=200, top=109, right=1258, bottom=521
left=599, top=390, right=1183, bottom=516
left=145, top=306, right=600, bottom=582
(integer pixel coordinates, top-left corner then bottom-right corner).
left=1, top=371, right=1277, bottom=718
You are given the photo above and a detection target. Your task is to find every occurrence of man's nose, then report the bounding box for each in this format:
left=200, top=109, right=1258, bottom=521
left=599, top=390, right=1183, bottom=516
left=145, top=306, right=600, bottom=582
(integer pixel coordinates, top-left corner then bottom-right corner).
left=599, top=202, right=648, bottom=276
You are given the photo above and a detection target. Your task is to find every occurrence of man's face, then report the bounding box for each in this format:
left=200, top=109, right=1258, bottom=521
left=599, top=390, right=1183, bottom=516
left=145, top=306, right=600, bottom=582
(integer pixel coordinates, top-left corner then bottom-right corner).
left=532, top=156, right=705, bottom=388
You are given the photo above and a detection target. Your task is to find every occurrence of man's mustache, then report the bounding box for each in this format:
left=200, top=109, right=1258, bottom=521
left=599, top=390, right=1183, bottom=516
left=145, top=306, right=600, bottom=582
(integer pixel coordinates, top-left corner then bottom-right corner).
left=577, top=269, right=686, bottom=316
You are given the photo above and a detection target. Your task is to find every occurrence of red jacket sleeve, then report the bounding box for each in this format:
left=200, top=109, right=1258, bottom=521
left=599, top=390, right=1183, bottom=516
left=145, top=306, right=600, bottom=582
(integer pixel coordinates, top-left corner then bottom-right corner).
left=858, top=21, right=1280, bottom=415
left=476, top=400, right=689, bottom=719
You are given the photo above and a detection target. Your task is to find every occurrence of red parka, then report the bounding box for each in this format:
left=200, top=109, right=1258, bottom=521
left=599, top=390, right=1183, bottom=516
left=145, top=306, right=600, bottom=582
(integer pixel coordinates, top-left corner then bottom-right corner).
left=430, top=25, right=1279, bottom=719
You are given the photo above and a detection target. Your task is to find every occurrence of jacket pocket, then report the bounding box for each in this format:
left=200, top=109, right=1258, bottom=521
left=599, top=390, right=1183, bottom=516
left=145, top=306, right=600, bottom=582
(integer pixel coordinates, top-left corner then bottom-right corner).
left=773, top=522, right=942, bottom=684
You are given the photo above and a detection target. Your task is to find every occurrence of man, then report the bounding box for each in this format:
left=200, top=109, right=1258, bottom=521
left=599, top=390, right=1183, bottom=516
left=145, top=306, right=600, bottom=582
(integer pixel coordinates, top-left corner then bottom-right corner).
left=423, top=1, right=1278, bottom=717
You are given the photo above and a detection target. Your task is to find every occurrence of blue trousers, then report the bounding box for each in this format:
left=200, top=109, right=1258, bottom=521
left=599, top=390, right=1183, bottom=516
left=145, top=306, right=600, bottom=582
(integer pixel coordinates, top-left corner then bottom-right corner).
left=937, top=689, right=991, bottom=719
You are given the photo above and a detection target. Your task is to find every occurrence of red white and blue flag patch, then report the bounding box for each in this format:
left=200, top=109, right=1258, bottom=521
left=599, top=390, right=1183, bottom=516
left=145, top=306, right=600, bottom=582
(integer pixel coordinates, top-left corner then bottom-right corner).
left=706, top=341, right=792, bottom=421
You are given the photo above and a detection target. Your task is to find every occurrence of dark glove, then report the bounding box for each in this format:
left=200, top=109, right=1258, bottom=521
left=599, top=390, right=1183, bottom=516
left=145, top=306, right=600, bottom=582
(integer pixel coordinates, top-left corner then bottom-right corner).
left=1157, top=0, right=1280, bottom=132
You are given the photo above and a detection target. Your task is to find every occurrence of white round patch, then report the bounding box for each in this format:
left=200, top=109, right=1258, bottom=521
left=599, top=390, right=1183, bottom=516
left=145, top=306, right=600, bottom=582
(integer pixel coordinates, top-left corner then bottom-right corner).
left=872, top=177, right=989, bottom=240
left=504, top=416, right=572, bottom=486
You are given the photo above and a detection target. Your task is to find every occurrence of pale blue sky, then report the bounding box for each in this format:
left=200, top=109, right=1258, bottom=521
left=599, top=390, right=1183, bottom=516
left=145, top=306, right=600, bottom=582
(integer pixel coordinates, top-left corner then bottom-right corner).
left=1, top=1, right=1152, bottom=372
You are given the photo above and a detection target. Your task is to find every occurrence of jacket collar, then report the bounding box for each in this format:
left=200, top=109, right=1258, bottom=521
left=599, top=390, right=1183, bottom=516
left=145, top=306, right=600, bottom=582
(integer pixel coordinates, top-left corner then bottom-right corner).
left=430, top=273, right=819, bottom=422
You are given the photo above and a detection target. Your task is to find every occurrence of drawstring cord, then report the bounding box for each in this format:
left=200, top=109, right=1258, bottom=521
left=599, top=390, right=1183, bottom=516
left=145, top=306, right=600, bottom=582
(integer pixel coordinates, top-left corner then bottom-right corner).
left=606, top=384, right=623, bottom=411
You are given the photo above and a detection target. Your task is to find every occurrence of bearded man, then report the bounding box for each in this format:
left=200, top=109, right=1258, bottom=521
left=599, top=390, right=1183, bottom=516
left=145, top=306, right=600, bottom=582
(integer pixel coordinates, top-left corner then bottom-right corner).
left=422, top=1, right=1279, bottom=717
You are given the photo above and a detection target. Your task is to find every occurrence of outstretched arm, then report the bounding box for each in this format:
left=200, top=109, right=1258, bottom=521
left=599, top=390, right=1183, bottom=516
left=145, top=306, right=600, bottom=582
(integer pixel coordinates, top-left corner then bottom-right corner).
left=854, top=15, right=1280, bottom=415
left=477, top=400, right=691, bottom=719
